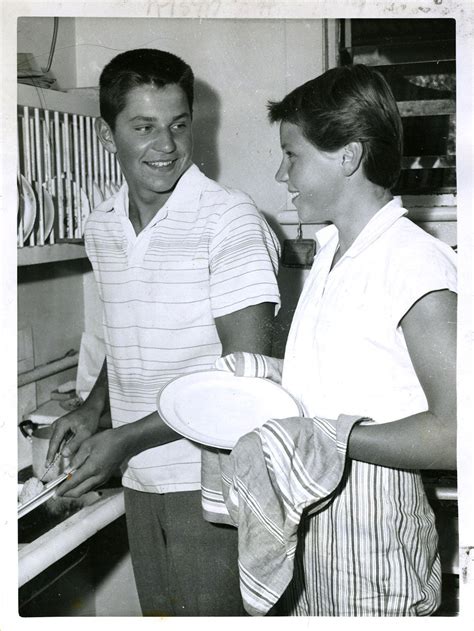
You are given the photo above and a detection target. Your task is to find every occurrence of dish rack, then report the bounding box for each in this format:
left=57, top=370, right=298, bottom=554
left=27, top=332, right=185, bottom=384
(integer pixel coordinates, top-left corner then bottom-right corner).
left=17, top=84, right=123, bottom=253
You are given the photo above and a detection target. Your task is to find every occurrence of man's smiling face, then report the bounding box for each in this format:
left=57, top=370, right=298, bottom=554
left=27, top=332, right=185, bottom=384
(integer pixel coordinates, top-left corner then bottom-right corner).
left=108, top=83, right=193, bottom=205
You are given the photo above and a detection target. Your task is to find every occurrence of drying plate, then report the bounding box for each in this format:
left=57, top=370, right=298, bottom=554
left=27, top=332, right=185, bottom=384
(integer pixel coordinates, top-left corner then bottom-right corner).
left=35, top=186, right=55, bottom=241
left=92, top=181, right=104, bottom=207
left=18, top=175, right=37, bottom=241
left=43, top=188, right=55, bottom=239
left=79, top=187, right=91, bottom=230
left=157, top=370, right=303, bottom=450
left=104, top=182, right=116, bottom=199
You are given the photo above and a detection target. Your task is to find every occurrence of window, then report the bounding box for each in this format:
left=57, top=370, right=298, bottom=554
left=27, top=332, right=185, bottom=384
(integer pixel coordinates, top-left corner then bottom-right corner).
left=339, top=18, right=456, bottom=196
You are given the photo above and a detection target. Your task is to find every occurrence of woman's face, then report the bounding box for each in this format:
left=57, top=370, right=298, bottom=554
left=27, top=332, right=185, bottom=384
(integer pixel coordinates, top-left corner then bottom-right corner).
left=275, top=122, right=344, bottom=224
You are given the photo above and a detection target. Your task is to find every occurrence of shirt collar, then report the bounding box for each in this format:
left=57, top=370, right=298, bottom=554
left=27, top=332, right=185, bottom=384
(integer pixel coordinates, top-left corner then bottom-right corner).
left=159, top=163, right=205, bottom=217
left=93, top=163, right=204, bottom=221
left=315, top=197, right=407, bottom=257
left=314, top=223, right=337, bottom=249
left=93, top=186, right=124, bottom=214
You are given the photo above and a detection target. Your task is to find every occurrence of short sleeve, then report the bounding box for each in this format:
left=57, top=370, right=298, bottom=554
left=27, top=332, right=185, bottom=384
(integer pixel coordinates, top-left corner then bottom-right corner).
left=389, top=238, right=457, bottom=326
left=209, top=196, right=281, bottom=318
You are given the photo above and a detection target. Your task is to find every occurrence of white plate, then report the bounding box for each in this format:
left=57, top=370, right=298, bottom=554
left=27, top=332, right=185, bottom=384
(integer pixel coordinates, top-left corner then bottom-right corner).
left=157, top=371, right=303, bottom=450
left=49, top=176, right=91, bottom=236
left=92, top=181, right=104, bottom=207
left=35, top=186, right=55, bottom=241
left=43, top=188, right=55, bottom=239
left=104, top=182, right=116, bottom=199
left=79, top=187, right=91, bottom=230
left=18, top=175, right=37, bottom=241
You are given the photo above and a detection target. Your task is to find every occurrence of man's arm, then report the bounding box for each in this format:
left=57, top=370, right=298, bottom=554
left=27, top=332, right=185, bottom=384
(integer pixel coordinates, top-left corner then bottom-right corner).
left=348, top=289, right=457, bottom=470
left=214, top=302, right=274, bottom=356
left=57, top=302, right=276, bottom=497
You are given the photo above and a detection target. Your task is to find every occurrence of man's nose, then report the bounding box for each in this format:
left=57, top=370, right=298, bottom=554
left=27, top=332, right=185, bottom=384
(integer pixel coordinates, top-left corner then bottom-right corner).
left=152, top=129, right=176, bottom=153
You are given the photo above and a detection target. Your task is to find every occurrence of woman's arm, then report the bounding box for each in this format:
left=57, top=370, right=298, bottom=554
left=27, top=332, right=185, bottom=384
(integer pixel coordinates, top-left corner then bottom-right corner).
left=348, top=289, right=457, bottom=470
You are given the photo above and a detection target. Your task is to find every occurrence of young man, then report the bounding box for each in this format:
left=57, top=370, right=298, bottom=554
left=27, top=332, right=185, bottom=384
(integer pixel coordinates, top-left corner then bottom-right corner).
left=46, top=48, right=280, bottom=616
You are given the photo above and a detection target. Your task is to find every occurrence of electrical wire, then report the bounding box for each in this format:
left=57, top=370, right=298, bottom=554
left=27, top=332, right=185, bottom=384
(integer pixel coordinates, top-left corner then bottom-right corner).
left=43, top=17, right=59, bottom=74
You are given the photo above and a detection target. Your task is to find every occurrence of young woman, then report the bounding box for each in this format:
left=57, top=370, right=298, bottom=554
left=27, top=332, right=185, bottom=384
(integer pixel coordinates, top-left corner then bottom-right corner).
left=263, top=64, right=456, bottom=616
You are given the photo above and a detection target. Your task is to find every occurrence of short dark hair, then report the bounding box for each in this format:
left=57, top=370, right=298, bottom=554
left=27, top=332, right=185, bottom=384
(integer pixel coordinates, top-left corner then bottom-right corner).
left=268, top=64, right=403, bottom=189
left=99, top=48, right=194, bottom=130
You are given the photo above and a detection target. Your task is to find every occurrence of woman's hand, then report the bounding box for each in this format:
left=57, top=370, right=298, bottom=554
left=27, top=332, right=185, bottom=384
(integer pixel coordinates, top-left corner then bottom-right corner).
left=55, top=428, right=126, bottom=498
left=215, top=352, right=283, bottom=384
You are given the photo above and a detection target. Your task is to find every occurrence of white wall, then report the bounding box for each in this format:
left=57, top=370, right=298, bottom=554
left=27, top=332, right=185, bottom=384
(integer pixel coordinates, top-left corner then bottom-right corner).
left=16, top=18, right=329, bottom=394
left=71, top=18, right=328, bottom=352
left=17, top=262, right=86, bottom=466
left=17, top=17, right=77, bottom=90
left=72, top=18, right=326, bottom=226
left=16, top=17, right=329, bottom=222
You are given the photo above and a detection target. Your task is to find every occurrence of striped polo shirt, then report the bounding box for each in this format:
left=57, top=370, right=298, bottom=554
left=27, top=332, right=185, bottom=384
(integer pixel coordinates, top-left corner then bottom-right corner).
left=84, top=164, right=280, bottom=493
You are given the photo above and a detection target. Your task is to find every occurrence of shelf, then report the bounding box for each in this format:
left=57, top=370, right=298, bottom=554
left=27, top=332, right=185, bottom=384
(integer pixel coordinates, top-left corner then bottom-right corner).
left=372, top=59, right=455, bottom=77
left=397, top=99, right=455, bottom=117
left=18, top=243, right=87, bottom=266
left=18, top=84, right=99, bottom=117
left=401, top=156, right=455, bottom=169
left=278, top=197, right=457, bottom=225
left=343, top=39, right=455, bottom=60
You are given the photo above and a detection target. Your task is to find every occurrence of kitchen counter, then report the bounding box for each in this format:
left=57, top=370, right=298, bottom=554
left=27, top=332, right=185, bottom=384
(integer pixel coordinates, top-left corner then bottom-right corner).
left=18, top=487, right=124, bottom=587
left=17, top=472, right=457, bottom=593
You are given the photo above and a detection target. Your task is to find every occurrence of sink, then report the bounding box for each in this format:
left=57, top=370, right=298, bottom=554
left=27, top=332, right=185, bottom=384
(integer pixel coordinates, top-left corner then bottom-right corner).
left=18, top=467, right=123, bottom=544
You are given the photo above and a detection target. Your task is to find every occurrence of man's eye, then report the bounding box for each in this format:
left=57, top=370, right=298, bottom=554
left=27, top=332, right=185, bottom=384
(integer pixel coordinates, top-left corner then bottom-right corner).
left=135, top=126, right=152, bottom=133
left=172, top=122, right=187, bottom=131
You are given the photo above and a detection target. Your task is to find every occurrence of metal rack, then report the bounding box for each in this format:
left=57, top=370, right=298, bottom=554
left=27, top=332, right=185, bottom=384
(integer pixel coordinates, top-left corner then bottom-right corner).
left=17, top=84, right=123, bottom=263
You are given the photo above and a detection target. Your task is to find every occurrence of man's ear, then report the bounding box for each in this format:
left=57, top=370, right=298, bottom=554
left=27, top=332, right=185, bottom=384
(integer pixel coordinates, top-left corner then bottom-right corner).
left=341, top=141, right=364, bottom=177
left=95, top=118, right=117, bottom=154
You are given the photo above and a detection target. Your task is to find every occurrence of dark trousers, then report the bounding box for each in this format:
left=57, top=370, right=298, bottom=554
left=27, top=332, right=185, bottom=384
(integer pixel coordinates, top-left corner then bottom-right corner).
left=124, top=487, right=247, bottom=616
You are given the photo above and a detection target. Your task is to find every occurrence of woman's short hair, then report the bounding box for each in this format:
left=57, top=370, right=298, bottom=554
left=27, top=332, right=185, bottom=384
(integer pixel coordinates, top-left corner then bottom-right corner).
left=99, top=48, right=194, bottom=130
left=268, top=64, right=403, bottom=189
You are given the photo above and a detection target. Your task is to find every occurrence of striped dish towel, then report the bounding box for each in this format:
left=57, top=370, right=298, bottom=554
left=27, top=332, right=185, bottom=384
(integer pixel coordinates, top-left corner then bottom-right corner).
left=215, top=352, right=283, bottom=383
left=201, top=354, right=282, bottom=524
left=218, top=413, right=366, bottom=616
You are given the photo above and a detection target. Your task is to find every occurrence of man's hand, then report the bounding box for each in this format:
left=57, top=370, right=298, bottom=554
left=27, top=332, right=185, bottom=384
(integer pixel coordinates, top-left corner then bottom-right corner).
left=47, top=358, right=110, bottom=467
left=46, top=404, right=102, bottom=466
left=56, top=428, right=126, bottom=498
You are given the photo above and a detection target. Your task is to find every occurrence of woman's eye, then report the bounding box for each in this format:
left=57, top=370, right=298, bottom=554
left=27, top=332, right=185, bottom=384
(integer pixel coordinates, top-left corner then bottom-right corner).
left=172, top=122, right=187, bottom=132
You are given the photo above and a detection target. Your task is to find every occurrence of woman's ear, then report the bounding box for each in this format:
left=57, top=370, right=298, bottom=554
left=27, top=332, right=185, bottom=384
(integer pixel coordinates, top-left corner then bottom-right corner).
left=341, top=141, right=364, bottom=177
left=95, top=118, right=117, bottom=154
